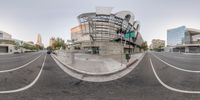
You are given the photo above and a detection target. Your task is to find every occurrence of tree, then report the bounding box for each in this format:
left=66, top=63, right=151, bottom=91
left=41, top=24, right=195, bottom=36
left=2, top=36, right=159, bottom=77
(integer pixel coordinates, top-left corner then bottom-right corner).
left=47, top=46, right=52, bottom=50
left=51, top=38, right=66, bottom=50
left=14, top=41, right=21, bottom=50
left=140, top=41, right=148, bottom=51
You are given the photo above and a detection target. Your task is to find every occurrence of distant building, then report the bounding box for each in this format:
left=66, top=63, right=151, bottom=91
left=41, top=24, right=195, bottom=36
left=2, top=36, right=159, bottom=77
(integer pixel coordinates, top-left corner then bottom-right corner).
left=167, top=26, right=200, bottom=53
left=70, top=7, right=145, bottom=55
left=151, top=39, right=165, bottom=50
left=150, top=39, right=165, bottom=52
left=149, top=44, right=153, bottom=50
left=49, top=37, right=56, bottom=47
left=36, top=34, right=43, bottom=47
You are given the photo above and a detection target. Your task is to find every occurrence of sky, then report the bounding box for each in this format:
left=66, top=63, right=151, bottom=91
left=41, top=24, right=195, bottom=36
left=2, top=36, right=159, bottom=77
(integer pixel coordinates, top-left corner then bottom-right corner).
left=0, top=0, right=200, bottom=47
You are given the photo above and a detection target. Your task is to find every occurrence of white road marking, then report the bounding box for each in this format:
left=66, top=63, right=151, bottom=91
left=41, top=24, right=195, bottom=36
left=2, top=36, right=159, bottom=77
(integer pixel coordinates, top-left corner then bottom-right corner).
left=0, top=52, right=39, bottom=60
left=0, top=55, right=46, bottom=94
left=0, top=54, right=42, bottom=73
left=151, top=53, right=200, bottom=73
left=150, top=58, right=200, bottom=94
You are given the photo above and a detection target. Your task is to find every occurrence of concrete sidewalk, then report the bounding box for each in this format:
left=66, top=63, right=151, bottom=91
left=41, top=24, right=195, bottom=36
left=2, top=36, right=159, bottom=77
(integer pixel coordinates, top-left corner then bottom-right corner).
left=0, top=53, right=12, bottom=55
left=182, top=53, right=200, bottom=55
left=54, top=50, right=144, bottom=74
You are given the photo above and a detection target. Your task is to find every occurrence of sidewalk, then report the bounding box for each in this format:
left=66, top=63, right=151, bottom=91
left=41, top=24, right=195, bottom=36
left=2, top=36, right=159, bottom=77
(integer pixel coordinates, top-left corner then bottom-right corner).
left=0, top=53, right=13, bottom=55
left=182, top=53, right=200, bottom=55
left=54, top=51, right=144, bottom=74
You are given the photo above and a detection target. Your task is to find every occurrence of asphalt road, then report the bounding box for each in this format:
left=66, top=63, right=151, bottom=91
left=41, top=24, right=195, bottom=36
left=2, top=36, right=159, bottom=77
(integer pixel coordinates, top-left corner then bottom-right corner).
left=1, top=51, right=200, bottom=99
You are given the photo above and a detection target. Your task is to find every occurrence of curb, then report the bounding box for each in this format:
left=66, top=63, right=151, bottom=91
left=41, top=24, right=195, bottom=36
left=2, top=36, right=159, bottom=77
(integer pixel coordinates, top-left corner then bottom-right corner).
left=51, top=53, right=144, bottom=76
left=182, top=53, right=200, bottom=55
left=51, top=53, right=146, bottom=82
left=126, top=59, right=139, bottom=68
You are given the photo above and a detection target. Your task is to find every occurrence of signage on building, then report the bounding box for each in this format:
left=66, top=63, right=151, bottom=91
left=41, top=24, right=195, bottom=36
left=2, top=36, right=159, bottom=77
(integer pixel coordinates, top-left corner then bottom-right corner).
left=124, top=31, right=136, bottom=39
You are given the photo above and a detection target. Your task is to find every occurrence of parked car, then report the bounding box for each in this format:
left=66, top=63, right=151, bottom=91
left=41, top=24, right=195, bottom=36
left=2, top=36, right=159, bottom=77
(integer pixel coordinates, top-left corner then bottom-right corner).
left=14, top=52, right=20, bottom=54
left=52, top=51, right=57, bottom=55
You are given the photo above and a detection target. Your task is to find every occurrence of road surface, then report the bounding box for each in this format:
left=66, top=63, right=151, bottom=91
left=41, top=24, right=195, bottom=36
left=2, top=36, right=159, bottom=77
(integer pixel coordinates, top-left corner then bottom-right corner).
left=0, top=51, right=200, bottom=99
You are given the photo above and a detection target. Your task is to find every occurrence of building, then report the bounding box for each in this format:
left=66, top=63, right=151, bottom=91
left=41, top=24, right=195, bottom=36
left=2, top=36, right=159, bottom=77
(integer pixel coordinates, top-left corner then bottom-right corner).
left=0, top=30, right=37, bottom=54
left=167, top=26, right=200, bottom=53
left=70, top=7, right=144, bottom=55
left=0, top=31, right=14, bottom=53
left=151, top=39, right=165, bottom=51
left=36, top=33, right=43, bottom=47
left=149, top=44, right=153, bottom=50
left=49, top=37, right=56, bottom=47
left=0, top=30, right=12, bottom=39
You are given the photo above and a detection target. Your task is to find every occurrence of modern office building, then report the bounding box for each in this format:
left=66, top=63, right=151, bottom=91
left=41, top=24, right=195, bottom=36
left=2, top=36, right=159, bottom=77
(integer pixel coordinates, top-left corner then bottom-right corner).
left=167, top=26, right=200, bottom=53
left=70, top=7, right=144, bottom=55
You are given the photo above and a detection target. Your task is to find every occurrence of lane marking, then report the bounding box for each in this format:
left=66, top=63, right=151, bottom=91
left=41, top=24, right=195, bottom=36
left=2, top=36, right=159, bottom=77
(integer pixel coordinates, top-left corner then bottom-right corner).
left=0, top=52, right=40, bottom=60
left=0, top=55, right=46, bottom=94
left=0, top=54, right=42, bottom=73
left=150, top=58, right=200, bottom=94
left=151, top=53, right=200, bottom=73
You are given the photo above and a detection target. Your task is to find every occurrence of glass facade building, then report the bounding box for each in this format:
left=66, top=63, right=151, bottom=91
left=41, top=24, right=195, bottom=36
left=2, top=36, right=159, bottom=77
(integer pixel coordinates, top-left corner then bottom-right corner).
left=167, top=26, right=186, bottom=46
left=167, top=26, right=200, bottom=46
left=167, top=26, right=200, bottom=53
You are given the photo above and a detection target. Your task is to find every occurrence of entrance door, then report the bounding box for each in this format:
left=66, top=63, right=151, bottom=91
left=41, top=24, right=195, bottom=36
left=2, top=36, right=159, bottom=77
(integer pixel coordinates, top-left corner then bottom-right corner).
left=92, top=47, right=99, bottom=54
left=0, top=46, right=8, bottom=53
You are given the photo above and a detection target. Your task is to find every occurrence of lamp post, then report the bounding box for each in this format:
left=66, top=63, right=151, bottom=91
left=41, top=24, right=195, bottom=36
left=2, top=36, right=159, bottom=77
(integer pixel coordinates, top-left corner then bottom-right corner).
left=129, top=31, right=131, bottom=62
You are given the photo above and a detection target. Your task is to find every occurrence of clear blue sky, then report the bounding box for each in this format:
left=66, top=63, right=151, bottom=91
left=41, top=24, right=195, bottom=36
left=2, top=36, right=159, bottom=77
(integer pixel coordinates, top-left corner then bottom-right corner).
left=0, top=0, right=200, bottom=47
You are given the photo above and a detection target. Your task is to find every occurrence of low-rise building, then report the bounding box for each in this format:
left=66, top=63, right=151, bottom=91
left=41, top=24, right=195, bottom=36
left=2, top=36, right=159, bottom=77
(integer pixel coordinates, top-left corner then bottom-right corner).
left=0, top=31, right=14, bottom=53
left=0, top=31, right=36, bottom=54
